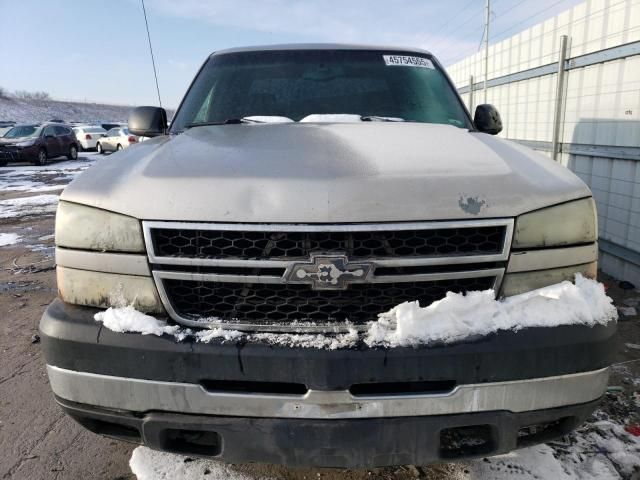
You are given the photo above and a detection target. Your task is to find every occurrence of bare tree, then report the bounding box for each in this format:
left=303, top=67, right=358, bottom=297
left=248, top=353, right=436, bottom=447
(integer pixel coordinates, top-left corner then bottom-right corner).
left=13, top=90, right=51, bottom=100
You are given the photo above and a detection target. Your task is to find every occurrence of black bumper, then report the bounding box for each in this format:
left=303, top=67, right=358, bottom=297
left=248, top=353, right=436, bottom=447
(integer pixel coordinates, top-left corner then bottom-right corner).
left=41, top=299, right=616, bottom=467
left=0, top=147, right=34, bottom=162
left=41, top=299, right=617, bottom=389
left=59, top=395, right=600, bottom=468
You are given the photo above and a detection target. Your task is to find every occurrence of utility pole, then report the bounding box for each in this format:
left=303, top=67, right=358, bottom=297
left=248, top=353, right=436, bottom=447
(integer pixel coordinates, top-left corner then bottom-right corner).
left=483, top=0, right=490, bottom=103
left=551, top=35, right=569, bottom=161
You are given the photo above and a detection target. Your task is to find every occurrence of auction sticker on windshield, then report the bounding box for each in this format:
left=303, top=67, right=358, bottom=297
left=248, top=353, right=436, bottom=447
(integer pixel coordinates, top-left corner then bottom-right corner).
left=383, top=55, right=434, bottom=69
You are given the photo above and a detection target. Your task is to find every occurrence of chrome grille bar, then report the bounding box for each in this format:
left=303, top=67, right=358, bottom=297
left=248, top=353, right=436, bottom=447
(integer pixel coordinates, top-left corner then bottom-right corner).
left=143, top=219, right=514, bottom=267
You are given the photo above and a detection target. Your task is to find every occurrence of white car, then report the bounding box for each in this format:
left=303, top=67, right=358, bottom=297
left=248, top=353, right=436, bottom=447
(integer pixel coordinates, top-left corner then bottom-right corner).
left=95, top=127, right=139, bottom=154
left=72, top=126, right=107, bottom=151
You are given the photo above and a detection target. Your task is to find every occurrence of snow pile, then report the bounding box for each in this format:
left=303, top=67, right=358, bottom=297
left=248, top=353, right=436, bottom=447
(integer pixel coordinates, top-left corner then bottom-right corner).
left=365, top=274, right=617, bottom=347
left=95, top=305, right=181, bottom=337
left=95, top=275, right=615, bottom=350
left=0, top=232, right=21, bottom=246
left=0, top=194, right=59, bottom=219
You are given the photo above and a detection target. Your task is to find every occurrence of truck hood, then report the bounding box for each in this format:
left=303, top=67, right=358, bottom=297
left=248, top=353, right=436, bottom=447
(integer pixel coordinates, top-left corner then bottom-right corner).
left=62, top=123, right=590, bottom=222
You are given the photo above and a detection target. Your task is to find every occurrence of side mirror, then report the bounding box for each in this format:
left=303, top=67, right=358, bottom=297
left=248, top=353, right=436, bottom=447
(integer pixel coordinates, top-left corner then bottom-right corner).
left=128, top=106, right=167, bottom=137
left=101, top=134, right=107, bottom=138
left=474, top=104, right=502, bottom=135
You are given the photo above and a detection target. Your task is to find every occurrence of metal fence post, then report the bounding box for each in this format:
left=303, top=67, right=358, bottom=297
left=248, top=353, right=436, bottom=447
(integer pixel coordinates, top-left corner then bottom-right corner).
left=469, top=75, right=474, bottom=113
left=551, top=35, right=569, bottom=161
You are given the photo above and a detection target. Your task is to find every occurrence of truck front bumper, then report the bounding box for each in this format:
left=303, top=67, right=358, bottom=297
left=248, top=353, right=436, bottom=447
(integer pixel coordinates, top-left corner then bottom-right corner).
left=40, top=299, right=617, bottom=467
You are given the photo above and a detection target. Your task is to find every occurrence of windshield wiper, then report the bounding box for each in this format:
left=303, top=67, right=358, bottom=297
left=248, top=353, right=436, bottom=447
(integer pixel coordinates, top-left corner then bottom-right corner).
left=184, top=117, right=265, bottom=129
left=360, top=116, right=405, bottom=122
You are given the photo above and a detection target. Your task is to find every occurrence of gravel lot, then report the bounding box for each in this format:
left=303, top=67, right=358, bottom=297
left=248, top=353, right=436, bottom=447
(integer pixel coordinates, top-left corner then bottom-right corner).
left=2, top=153, right=640, bottom=479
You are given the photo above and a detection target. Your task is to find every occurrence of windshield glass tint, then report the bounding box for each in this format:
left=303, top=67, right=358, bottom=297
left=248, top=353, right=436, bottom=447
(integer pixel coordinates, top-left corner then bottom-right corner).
left=171, top=50, right=470, bottom=131
left=4, top=126, right=41, bottom=138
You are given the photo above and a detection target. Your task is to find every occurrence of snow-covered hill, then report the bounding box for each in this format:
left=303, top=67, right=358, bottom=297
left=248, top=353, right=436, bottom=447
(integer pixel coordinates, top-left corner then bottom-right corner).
left=0, top=96, right=174, bottom=124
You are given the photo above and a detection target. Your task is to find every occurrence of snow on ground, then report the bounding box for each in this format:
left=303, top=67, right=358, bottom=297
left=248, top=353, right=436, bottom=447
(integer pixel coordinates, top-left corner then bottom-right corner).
left=0, top=157, right=97, bottom=216
left=0, top=232, right=20, bottom=246
left=0, top=156, right=96, bottom=194
left=0, top=194, right=60, bottom=219
left=130, top=447, right=272, bottom=480
left=95, top=274, right=616, bottom=349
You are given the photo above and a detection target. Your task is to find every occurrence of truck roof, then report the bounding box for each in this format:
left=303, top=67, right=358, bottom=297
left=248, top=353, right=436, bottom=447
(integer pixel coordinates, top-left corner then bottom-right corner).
left=210, top=43, right=433, bottom=57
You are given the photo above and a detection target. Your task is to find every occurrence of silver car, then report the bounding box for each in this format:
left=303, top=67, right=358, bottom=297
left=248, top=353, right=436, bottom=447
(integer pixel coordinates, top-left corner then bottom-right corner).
left=95, top=126, right=138, bottom=153
left=42, top=44, right=613, bottom=468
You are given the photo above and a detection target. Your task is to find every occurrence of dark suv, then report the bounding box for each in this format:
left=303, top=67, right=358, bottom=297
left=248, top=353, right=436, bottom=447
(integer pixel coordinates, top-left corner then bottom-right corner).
left=0, top=123, right=79, bottom=166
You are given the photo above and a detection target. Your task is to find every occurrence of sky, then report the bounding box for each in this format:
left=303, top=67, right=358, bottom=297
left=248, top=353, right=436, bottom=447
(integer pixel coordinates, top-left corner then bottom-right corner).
left=0, top=0, right=584, bottom=109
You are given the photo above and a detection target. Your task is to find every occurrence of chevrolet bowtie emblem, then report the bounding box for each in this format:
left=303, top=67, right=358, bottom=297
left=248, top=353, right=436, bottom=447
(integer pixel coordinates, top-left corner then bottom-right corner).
left=284, top=253, right=373, bottom=290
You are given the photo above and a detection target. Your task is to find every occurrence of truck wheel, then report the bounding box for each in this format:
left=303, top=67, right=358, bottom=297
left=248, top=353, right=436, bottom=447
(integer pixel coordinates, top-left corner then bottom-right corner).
left=34, top=148, right=47, bottom=166
left=67, top=145, right=78, bottom=160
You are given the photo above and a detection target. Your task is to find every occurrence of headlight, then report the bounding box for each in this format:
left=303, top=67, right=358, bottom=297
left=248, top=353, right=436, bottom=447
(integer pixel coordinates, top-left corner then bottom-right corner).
left=55, top=201, right=145, bottom=252
left=57, top=267, right=163, bottom=313
left=16, top=139, right=36, bottom=147
left=513, top=198, right=597, bottom=248
left=501, top=262, right=597, bottom=297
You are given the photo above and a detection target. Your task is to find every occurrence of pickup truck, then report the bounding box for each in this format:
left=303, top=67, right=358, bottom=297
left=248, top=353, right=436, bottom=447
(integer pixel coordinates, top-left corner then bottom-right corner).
left=40, top=44, right=615, bottom=468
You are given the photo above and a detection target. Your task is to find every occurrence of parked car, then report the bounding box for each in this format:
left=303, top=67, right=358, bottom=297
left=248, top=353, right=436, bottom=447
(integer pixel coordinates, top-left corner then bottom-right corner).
left=0, top=123, right=78, bottom=166
left=95, top=127, right=139, bottom=153
left=100, top=122, right=125, bottom=131
left=72, top=125, right=107, bottom=151
left=41, top=44, right=613, bottom=468
left=0, top=120, right=16, bottom=137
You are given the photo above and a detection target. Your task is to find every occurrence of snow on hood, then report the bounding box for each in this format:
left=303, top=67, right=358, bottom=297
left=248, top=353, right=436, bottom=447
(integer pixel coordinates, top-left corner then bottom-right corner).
left=95, top=274, right=616, bottom=350
left=61, top=122, right=590, bottom=222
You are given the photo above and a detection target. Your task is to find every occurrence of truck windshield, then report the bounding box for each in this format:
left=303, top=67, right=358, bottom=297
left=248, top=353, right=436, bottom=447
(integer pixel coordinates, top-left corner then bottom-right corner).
left=171, top=50, right=471, bottom=132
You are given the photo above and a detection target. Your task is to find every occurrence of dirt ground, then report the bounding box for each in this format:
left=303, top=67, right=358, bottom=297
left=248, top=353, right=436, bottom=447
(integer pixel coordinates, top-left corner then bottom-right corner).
left=2, top=155, right=640, bottom=479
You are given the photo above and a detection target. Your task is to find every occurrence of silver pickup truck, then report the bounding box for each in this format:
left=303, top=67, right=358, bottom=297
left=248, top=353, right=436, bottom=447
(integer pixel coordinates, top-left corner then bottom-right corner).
left=41, top=44, right=615, bottom=467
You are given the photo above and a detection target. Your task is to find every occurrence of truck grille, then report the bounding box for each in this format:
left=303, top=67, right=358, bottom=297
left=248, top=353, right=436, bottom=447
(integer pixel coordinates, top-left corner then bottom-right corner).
left=144, top=220, right=513, bottom=332
left=164, top=277, right=495, bottom=325
left=151, top=226, right=505, bottom=259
